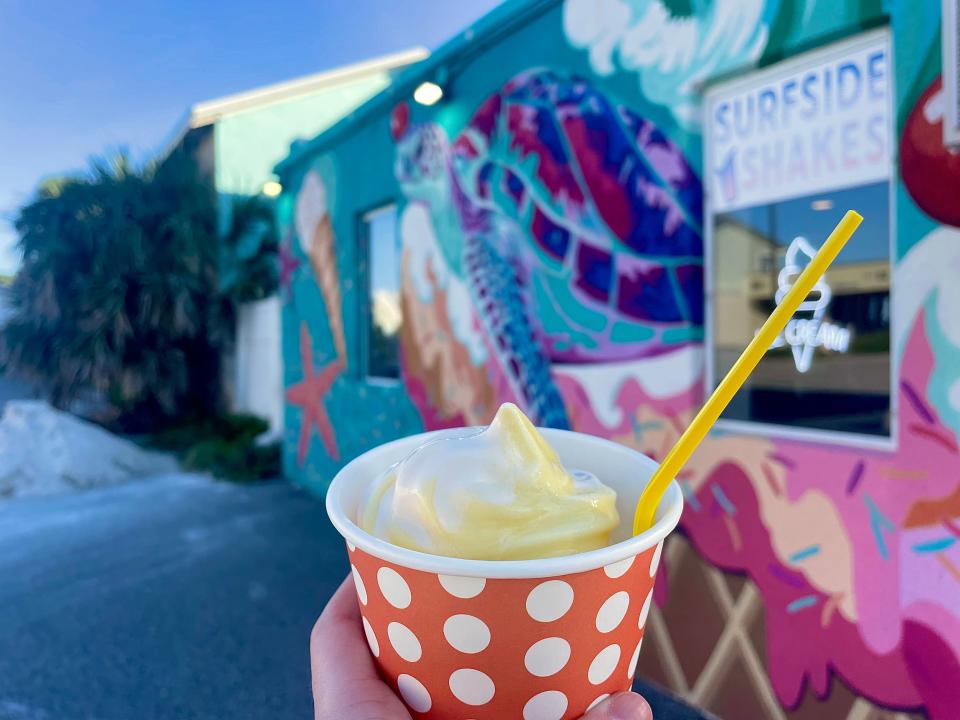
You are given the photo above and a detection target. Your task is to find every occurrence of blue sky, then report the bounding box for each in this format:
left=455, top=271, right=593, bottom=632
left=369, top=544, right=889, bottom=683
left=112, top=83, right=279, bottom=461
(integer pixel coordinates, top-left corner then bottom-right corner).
left=0, top=0, right=503, bottom=274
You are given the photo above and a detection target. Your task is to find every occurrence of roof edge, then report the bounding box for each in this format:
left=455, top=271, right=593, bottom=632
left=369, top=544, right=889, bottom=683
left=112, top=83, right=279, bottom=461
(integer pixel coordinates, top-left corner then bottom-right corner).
left=157, top=108, right=196, bottom=165
left=188, top=46, right=429, bottom=128
left=274, top=0, right=559, bottom=176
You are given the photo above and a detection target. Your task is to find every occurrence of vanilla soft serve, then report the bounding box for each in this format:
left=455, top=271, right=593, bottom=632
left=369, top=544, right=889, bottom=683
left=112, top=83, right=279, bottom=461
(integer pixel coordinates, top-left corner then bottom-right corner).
left=358, top=403, right=619, bottom=560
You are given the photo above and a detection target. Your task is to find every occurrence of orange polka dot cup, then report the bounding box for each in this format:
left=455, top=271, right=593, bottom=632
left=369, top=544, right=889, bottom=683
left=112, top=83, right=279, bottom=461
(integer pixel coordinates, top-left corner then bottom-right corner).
left=326, top=428, right=683, bottom=720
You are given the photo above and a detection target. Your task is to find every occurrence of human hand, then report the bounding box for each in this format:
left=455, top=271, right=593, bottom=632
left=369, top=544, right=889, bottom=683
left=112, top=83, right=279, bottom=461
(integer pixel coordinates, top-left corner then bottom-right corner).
left=311, top=576, right=654, bottom=720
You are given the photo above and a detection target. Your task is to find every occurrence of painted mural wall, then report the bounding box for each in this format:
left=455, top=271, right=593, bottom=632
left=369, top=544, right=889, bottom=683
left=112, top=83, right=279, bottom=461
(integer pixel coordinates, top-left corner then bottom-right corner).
left=277, top=1, right=960, bottom=717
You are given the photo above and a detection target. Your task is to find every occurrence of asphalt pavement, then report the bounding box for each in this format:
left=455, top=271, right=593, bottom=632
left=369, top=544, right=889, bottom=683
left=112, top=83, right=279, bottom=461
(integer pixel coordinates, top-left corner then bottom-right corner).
left=0, top=475, right=707, bottom=720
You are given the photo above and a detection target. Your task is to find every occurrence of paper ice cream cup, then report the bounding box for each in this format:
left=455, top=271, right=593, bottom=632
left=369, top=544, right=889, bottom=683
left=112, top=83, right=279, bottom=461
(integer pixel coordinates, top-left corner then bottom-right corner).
left=326, top=428, right=683, bottom=720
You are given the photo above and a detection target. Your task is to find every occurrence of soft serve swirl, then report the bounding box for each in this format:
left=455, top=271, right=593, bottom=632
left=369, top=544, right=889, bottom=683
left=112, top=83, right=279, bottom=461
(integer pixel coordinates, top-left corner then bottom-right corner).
left=358, top=403, right=619, bottom=560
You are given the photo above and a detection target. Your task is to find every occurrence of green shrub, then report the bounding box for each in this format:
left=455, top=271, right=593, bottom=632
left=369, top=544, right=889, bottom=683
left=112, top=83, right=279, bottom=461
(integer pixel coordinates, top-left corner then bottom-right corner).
left=147, top=412, right=280, bottom=482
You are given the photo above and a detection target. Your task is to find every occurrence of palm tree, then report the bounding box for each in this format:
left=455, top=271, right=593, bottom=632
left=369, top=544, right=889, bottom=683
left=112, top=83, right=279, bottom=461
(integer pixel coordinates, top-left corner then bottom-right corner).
left=0, top=150, right=233, bottom=431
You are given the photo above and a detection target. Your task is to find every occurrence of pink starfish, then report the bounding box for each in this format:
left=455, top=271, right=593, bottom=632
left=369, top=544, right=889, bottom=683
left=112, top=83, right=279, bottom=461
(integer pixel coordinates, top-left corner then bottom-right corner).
left=285, top=322, right=341, bottom=464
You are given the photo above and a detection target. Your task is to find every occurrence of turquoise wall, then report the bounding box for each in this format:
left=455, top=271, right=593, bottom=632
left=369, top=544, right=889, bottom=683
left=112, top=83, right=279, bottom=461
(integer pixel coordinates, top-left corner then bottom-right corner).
left=277, top=1, right=960, bottom=717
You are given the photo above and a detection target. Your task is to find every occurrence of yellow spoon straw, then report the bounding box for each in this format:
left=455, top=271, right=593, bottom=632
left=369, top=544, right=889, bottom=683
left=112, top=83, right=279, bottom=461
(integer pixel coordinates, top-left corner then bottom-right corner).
left=632, top=210, right=863, bottom=534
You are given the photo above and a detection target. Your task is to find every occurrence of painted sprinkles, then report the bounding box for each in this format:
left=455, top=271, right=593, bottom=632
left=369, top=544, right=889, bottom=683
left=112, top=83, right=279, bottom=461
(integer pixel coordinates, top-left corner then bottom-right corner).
left=723, top=514, right=742, bottom=552
left=788, top=545, right=821, bottom=563
left=769, top=563, right=806, bottom=588
left=864, top=493, right=895, bottom=560
left=786, top=595, right=819, bottom=613
left=912, top=537, right=956, bottom=553
left=767, top=452, right=797, bottom=470
left=762, top=463, right=783, bottom=497
left=901, top=380, right=936, bottom=424
left=711, top=484, right=736, bottom=516
left=937, top=554, right=960, bottom=584
left=846, top=460, right=865, bottom=495
left=944, top=519, right=960, bottom=538
left=679, top=481, right=701, bottom=511
left=909, top=422, right=959, bottom=453
left=821, top=594, right=842, bottom=628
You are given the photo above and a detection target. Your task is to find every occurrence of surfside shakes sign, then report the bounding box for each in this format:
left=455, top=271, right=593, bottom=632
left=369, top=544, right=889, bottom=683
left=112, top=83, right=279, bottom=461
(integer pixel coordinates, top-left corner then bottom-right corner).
left=707, top=33, right=891, bottom=212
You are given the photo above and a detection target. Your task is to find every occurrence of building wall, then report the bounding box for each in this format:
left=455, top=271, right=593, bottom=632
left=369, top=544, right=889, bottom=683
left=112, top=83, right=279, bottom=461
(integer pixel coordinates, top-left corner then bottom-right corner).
left=214, top=66, right=408, bottom=430
left=214, top=71, right=401, bottom=197
left=234, top=295, right=284, bottom=435
left=277, top=1, right=959, bottom=717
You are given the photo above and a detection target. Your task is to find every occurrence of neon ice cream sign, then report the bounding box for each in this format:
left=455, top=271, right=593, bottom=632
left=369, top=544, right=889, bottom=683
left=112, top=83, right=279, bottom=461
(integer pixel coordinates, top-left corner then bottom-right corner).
left=769, top=236, right=852, bottom=372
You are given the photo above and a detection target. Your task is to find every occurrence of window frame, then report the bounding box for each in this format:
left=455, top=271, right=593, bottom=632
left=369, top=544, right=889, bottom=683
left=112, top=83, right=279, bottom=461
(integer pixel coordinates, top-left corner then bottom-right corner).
left=702, top=28, right=898, bottom=451
left=357, top=201, right=403, bottom=385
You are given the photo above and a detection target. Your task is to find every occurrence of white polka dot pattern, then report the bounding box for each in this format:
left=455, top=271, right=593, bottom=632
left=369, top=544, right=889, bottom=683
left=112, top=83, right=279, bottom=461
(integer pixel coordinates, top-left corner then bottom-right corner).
left=603, top=556, right=634, bottom=578
left=524, top=637, right=571, bottom=677
left=523, top=690, right=568, bottom=720
left=628, top=638, right=644, bottom=678
left=649, top=542, right=663, bottom=577
left=438, top=574, right=486, bottom=598
left=588, top=644, right=621, bottom=685
left=397, top=674, right=432, bottom=713
left=378, top=567, right=411, bottom=609
left=361, top=616, right=379, bottom=657
left=449, top=668, right=495, bottom=705
left=638, top=589, right=654, bottom=629
left=587, top=694, right=610, bottom=711
left=387, top=622, right=422, bottom=662
left=351, top=565, right=367, bottom=605
left=443, top=614, right=490, bottom=654
left=526, top=580, right=574, bottom=622
left=595, top=591, right=630, bottom=633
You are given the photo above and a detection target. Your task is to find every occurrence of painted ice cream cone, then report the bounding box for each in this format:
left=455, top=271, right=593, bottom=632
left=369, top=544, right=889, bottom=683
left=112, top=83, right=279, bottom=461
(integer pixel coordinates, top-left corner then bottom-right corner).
left=308, top=215, right=346, bottom=363
left=295, top=169, right=346, bottom=364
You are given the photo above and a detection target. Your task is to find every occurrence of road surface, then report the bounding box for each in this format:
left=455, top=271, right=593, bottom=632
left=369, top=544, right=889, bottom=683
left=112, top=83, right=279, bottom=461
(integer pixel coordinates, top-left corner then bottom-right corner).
left=0, top=475, right=707, bottom=720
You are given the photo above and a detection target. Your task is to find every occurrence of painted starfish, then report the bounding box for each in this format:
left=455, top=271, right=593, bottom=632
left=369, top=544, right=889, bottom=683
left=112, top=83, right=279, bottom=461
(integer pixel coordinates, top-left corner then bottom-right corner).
left=285, top=322, right=342, bottom=463
left=278, top=239, right=301, bottom=298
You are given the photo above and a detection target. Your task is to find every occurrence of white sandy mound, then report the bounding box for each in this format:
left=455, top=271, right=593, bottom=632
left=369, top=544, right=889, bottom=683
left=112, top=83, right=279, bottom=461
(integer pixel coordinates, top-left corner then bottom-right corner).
left=0, top=400, right=179, bottom=499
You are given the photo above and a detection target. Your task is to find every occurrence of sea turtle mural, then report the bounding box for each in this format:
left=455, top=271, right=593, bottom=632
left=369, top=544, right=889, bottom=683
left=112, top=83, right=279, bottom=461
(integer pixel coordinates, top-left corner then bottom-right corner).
left=392, top=68, right=704, bottom=428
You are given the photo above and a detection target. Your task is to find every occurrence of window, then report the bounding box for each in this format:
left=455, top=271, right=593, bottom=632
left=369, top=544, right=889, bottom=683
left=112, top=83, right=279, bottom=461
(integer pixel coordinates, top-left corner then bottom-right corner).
left=705, top=30, right=894, bottom=444
left=361, top=204, right=401, bottom=380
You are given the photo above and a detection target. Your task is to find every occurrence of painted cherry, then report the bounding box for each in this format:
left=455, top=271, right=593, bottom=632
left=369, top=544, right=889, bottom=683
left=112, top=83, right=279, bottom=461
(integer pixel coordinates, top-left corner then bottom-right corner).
left=391, top=102, right=411, bottom=141
left=900, top=76, right=960, bottom=228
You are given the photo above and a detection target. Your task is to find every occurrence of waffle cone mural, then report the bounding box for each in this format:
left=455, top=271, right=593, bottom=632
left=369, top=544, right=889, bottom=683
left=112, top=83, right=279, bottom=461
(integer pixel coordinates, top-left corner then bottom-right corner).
left=278, top=0, right=960, bottom=717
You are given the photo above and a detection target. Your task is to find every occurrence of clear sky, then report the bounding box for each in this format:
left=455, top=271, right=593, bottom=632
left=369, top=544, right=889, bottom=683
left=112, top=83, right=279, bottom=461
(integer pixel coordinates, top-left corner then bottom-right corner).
left=0, top=0, right=503, bottom=275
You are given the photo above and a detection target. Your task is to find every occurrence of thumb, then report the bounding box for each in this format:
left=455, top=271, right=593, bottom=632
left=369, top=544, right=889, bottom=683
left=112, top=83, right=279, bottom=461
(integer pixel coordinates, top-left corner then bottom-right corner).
left=582, top=692, right=653, bottom=720
left=311, top=576, right=412, bottom=720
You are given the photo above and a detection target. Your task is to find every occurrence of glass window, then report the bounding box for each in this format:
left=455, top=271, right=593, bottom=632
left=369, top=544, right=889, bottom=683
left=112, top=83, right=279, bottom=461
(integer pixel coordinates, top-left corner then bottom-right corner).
left=705, top=31, right=893, bottom=443
left=362, top=204, right=401, bottom=380
left=712, top=183, right=891, bottom=438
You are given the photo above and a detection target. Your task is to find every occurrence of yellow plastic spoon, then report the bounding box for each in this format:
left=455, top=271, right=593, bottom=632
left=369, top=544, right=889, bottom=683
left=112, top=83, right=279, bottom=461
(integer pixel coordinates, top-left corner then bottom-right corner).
left=632, top=209, right=863, bottom=534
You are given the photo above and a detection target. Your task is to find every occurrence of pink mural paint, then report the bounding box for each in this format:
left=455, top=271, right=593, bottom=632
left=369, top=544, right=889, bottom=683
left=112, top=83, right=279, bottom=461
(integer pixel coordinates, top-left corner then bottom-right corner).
left=549, top=300, right=960, bottom=717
